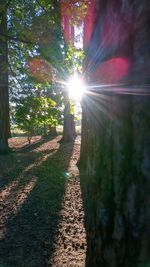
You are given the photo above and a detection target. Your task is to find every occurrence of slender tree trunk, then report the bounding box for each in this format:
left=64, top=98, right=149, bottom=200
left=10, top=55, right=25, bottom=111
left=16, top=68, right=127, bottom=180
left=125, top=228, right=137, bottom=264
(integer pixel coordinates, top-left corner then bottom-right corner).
left=0, top=1, right=9, bottom=153
left=62, top=99, right=76, bottom=142
left=48, top=125, right=57, bottom=136
left=78, top=98, right=89, bottom=167
left=43, top=124, right=47, bottom=136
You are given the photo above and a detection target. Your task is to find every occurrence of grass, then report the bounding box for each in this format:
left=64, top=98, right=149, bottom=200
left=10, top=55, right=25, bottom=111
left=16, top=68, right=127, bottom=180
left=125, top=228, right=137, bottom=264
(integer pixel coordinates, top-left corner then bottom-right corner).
left=11, top=125, right=81, bottom=138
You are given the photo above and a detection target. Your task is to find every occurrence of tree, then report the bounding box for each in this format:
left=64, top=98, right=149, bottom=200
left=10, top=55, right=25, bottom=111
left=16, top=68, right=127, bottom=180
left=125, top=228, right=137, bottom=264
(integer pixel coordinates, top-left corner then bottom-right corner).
left=1, top=0, right=64, bottom=147
left=1, top=0, right=86, bottom=147
left=80, top=0, right=150, bottom=266
left=61, top=45, right=85, bottom=142
left=62, top=94, right=76, bottom=142
left=0, top=0, right=86, bottom=149
left=15, top=96, right=59, bottom=143
left=0, top=0, right=9, bottom=153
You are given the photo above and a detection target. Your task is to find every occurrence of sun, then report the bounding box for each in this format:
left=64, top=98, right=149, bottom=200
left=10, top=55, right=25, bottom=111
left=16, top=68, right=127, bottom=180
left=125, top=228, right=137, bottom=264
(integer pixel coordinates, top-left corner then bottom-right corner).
left=67, top=76, right=85, bottom=101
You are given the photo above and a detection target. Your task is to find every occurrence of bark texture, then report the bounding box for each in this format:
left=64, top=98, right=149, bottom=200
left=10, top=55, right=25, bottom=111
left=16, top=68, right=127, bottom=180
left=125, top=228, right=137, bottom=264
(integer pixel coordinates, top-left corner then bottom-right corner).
left=0, top=1, right=9, bottom=153
left=80, top=1, right=150, bottom=266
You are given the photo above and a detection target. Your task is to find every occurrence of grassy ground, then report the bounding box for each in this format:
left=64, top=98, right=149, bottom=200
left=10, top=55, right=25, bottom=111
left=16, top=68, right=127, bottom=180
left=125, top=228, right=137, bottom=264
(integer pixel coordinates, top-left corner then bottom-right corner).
left=11, top=125, right=81, bottom=138
left=0, top=135, right=86, bottom=267
left=11, top=125, right=26, bottom=137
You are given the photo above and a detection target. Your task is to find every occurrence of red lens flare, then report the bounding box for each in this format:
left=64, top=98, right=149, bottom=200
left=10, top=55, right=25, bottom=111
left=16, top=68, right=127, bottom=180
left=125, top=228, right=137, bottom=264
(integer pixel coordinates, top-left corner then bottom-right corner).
left=93, top=57, right=130, bottom=84
left=28, top=58, right=52, bottom=83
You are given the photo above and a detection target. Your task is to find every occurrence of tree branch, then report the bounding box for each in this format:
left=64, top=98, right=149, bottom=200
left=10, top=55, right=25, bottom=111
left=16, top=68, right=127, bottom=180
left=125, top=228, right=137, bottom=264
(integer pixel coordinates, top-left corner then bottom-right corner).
left=0, top=32, right=34, bottom=45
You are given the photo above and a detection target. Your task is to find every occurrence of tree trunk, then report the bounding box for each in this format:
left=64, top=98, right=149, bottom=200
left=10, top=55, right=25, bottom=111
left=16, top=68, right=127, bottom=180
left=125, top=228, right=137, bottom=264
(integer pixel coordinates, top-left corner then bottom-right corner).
left=80, top=1, right=150, bottom=266
left=48, top=126, right=57, bottom=136
left=62, top=100, right=76, bottom=142
left=78, top=97, right=89, bottom=167
left=43, top=123, right=47, bottom=136
left=0, top=1, right=9, bottom=153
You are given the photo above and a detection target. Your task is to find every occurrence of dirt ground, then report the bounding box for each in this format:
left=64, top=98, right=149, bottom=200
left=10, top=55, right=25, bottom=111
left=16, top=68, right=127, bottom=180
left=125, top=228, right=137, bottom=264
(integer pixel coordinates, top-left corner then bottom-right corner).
left=0, top=135, right=87, bottom=267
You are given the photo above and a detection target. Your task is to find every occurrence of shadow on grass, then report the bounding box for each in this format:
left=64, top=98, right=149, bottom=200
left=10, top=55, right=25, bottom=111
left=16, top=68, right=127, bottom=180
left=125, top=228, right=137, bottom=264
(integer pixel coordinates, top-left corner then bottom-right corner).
left=0, top=136, right=59, bottom=190
left=15, top=135, right=57, bottom=153
left=0, top=140, right=74, bottom=267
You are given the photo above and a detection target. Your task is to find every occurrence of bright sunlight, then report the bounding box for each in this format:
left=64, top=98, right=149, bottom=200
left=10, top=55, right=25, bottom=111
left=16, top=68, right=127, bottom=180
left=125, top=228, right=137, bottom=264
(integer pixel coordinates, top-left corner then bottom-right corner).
left=67, top=76, right=85, bottom=101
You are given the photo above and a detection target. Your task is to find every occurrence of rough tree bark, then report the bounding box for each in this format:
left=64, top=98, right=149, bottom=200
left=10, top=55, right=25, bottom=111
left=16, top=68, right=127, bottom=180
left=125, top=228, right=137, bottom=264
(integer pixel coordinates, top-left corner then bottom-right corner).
left=0, top=1, right=10, bottom=153
left=80, top=0, right=150, bottom=266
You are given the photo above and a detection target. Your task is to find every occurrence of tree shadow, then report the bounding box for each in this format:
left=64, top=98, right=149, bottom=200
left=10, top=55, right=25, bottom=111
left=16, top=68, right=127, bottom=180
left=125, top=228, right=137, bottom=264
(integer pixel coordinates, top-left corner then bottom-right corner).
left=78, top=169, right=88, bottom=266
left=12, top=135, right=58, bottom=153
left=0, top=136, right=60, bottom=190
left=0, top=140, right=74, bottom=267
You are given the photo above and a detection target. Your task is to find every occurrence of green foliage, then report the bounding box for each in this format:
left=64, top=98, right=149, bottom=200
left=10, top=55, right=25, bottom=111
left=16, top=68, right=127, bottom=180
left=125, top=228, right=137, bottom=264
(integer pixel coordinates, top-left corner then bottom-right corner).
left=65, top=45, right=85, bottom=75
left=7, top=0, right=63, bottom=88
left=5, top=0, right=66, bottom=129
left=1, top=0, right=84, bottom=136
left=15, top=96, right=60, bottom=142
left=61, top=0, right=90, bottom=26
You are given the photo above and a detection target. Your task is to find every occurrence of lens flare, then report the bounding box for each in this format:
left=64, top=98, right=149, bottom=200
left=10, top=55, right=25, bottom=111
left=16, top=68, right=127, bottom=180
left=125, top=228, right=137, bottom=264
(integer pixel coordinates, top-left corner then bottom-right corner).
left=28, top=58, right=52, bottom=83
left=67, top=76, right=85, bottom=101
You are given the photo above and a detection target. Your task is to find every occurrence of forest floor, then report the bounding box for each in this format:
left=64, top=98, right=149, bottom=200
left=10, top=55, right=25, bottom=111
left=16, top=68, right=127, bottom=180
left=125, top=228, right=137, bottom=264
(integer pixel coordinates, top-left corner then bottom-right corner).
left=0, top=135, right=87, bottom=267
